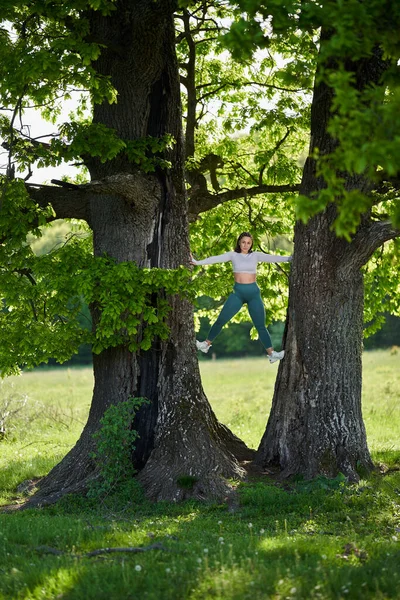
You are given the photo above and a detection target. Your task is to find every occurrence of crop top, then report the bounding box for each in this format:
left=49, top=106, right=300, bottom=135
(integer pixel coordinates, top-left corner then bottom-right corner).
left=191, top=251, right=292, bottom=274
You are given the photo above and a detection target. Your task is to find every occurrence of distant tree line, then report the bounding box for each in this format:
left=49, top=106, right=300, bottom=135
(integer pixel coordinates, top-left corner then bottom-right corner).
left=43, top=311, right=399, bottom=369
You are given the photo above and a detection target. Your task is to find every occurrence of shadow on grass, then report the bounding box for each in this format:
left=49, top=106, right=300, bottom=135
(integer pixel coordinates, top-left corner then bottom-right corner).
left=0, top=454, right=400, bottom=599
left=0, top=454, right=69, bottom=504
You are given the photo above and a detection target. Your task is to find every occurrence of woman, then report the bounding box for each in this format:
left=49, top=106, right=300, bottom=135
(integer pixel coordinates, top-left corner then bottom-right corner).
left=190, top=232, right=292, bottom=363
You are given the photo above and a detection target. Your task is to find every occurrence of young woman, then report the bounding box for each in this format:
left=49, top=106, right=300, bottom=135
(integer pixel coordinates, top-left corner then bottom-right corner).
left=190, top=232, right=292, bottom=363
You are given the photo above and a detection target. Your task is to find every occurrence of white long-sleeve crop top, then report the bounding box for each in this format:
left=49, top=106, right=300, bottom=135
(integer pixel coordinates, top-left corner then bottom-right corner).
left=191, top=251, right=292, bottom=274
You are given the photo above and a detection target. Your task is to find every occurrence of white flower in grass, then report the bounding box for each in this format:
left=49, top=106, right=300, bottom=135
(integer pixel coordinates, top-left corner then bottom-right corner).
left=259, top=529, right=265, bottom=534
left=248, top=523, right=253, bottom=529
left=218, top=537, right=224, bottom=543
left=218, top=520, right=222, bottom=525
left=290, top=588, right=297, bottom=594
left=203, top=548, right=209, bottom=554
left=165, top=568, right=171, bottom=573
left=197, top=558, right=202, bottom=563
left=135, top=565, right=142, bottom=572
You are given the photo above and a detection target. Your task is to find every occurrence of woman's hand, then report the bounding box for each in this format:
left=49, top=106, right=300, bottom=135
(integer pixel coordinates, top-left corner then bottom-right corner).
left=189, top=253, right=196, bottom=265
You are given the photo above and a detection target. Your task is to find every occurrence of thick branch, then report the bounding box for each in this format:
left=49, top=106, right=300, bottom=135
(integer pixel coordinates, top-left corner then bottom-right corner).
left=188, top=183, right=300, bottom=220
left=26, top=183, right=91, bottom=221
left=78, top=173, right=162, bottom=209
left=341, top=220, right=400, bottom=275
left=25, top=172, right=161, bottom=223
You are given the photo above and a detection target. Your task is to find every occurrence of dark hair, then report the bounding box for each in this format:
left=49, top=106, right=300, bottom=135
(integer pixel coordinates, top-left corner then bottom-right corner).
left=234, top=232, right=253, bottom=253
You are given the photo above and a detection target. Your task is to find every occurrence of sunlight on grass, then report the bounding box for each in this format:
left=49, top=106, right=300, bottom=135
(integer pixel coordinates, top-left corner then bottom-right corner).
left=0, top=351, right=399, bottom=599
left=200, top=351, right=400, bottom=454
left=0, top=351, right=399, bottom=505
left=21, top=569, right=79, bottom=600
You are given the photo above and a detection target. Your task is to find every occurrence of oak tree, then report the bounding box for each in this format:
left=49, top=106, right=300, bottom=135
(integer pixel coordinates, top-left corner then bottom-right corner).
left=1, top=0, right=399, bottom=505
left=226, top=0, right=400, bottom=479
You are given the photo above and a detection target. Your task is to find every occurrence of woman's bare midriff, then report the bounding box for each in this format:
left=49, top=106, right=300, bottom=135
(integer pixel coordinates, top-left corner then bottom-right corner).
left=234, top=273, right=257, bottom=284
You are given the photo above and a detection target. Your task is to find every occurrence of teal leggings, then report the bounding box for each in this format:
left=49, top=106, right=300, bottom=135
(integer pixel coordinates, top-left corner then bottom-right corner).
left=207, top=282, right=272, bottom=349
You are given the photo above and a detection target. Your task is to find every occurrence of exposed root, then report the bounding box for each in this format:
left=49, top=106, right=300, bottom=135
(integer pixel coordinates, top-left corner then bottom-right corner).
left=137, top=441, right=245, bottom=502
left=217, top=422, right=256, bottom=462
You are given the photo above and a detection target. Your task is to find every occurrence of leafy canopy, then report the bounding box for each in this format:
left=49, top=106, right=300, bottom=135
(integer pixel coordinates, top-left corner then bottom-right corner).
left=225, top=0, right=400, bottom=235
left=1, top=0, right=399, bottom=374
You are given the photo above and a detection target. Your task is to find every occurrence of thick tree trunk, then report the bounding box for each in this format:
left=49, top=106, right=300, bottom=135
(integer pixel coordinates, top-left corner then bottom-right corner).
left=256, top=38, right=389, bottom=482
left=256, top=212, right=373, bottom=480
left=25, top=0, right=251, bottom=508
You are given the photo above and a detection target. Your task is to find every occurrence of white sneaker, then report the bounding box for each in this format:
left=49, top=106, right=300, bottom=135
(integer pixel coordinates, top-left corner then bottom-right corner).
left=268, top=350, right=284, bottom=364
left=196, top=340, right=211, bottom=353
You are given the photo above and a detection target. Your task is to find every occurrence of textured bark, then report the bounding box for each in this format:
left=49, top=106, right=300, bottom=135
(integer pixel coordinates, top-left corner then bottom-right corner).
left=25, top=0, right=251, bottom=508
left=256, top=39, right=395, bottom=482
left=25, top=184, right=91, bottom=221
left=257, top=210, right=373, bottom=480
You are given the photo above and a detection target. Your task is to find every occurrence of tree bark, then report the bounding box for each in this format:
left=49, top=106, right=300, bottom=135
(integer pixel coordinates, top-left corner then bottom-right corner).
left=25, top=0, right=251, bottom=508
left=257, top=210, right=373, bottom=480
left=256, top=39, right=394, bottom=482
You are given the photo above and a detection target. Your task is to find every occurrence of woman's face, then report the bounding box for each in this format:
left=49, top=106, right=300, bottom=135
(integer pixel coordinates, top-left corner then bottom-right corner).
left=239, top=236, right=252, bottom=253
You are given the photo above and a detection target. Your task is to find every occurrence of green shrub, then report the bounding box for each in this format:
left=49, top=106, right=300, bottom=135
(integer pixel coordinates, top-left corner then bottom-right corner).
left=88, top=396, right=148, bottom=499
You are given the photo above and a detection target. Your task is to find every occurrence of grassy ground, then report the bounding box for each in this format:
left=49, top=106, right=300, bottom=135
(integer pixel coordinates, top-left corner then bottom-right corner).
left=0, top=350, right=399, bottom=599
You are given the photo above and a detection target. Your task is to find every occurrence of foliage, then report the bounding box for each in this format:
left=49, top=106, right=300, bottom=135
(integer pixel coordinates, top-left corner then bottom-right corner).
left=0, top=0, right=399, bottom=374
left=0, top=185, right=194, bottom=375
left=363, top=238, right=400, bottom=336
left=4, top=119, right=175, bottom=173
left=85, top=259, right=194, bottom=355
left=88, top=397, right=148, bottom=499
left=0, top=0, right=116, bottom=112
left=226, top=0, right=400, bottom=236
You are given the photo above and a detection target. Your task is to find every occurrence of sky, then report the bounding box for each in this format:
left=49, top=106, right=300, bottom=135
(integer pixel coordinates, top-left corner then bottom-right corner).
left=0, top=99, right=83, bottom=185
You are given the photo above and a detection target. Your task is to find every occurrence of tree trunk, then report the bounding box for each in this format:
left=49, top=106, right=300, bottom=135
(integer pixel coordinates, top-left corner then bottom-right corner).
left=25, top=0, right=252, bottom=508
left=256, top=39, right=389, bottom=482
left=256, top=211, right=373, bottom=480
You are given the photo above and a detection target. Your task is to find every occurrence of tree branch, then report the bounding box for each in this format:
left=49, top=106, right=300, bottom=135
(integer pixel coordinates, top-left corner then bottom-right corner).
left=341, top=220, right=400, bottom=274
left=77, top=173, right=161, bottom=207
left=245, top=80, right=309, bottom=93
left=188, top=183, right=300, bottom=220
left=26, top=183, right=91, bottom=221
left=198, top=83, right=230, bottom=102
left=25, top=172, right=162, bottom=222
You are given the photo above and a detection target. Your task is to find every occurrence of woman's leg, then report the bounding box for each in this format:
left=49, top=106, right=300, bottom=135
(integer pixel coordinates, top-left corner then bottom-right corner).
left=207, top=290, right=244, bottom=342
left=247, top=289, right=273, bottom=351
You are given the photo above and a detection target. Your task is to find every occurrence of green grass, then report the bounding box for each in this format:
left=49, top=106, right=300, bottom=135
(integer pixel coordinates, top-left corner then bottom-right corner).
left=0, top=351, right=399, bottom=600
left=200, top=350, right=400, bottom=456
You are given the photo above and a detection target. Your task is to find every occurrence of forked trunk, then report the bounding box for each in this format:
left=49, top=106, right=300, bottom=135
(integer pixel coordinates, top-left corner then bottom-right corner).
left=25, top=0, right=251, bottom=508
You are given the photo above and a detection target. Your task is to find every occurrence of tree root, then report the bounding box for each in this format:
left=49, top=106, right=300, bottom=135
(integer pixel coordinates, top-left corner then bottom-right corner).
left=35, top=542, right=166, bottom=558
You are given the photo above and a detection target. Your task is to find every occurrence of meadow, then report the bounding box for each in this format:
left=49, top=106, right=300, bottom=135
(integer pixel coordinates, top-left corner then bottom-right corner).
left=0, top=350, right=399, bottom=600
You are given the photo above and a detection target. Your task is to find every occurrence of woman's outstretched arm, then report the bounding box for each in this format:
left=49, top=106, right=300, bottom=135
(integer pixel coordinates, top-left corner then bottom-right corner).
left=253, top=252, right=292, bottom=264
left=190, top=251, right=233, bottom=266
